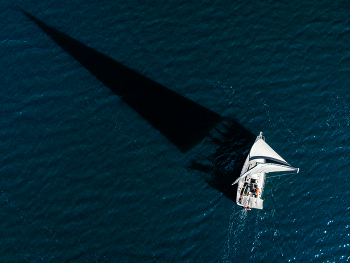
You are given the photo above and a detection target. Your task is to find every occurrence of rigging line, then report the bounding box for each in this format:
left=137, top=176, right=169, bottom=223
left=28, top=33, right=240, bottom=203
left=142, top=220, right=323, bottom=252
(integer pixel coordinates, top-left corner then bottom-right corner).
left=261, top=101, right=302, bottom=153
left=266, top=172, right=299, bottom=195
left=267, top=172, right=299, bottom=179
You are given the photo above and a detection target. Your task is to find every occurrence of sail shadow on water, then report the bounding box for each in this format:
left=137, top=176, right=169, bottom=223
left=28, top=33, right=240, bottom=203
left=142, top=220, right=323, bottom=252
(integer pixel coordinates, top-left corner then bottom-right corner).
left=22, top=10, right=258, bottom=201
left=189, top=128, right=300, bottom=207
left=21, top=10, right=222, bottom=153
left=189, top=119, right=256, bottom=202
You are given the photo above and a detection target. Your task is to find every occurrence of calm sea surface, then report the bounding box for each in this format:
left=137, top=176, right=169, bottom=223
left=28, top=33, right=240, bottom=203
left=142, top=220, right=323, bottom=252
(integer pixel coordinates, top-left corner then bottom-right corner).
left=1, top=0, right=350, bottom=262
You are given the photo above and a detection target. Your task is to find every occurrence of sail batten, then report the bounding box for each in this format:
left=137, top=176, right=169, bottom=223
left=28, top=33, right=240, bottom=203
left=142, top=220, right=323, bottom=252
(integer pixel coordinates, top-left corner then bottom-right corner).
left=249, top=139, right=290, bottom=166
left=245, top=163, right=298, bottom=176
left=233, top=163, right=298, bottom=185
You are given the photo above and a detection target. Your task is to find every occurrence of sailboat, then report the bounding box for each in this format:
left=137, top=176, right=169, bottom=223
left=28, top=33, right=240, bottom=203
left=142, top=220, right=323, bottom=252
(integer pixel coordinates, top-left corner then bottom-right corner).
left=232, top=132, right=299, bottom=210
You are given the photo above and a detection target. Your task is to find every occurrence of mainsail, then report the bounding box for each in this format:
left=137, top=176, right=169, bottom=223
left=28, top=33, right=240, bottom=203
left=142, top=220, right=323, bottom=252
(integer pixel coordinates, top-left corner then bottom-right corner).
left=249, top=139, right=290, bottom=166
left=243, top=163, right=298, bottom=177
left=232, top=163, right=298, bottom=185
left=234, top=131, right=299, bottom=210
left=232, top=134, right=299, bottom=186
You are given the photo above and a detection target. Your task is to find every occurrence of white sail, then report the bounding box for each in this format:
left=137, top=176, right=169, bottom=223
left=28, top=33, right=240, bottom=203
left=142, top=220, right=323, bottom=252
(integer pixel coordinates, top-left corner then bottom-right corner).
left=249, top=139, right=290, bottom=166
left=232, top=163, right=298, bottom=185
left=243, top=163, right=298, bottom=177
left=235, top=132, right=299, bottom=210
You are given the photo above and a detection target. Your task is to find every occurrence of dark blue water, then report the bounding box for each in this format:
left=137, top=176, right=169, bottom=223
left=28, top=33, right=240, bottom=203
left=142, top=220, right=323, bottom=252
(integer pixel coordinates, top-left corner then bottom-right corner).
left=1, top=0, right=350, bottom=262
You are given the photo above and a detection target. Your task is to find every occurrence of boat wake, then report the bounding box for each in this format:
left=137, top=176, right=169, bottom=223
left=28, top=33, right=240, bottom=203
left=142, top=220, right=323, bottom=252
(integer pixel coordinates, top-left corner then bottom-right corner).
left=221, top=207, right=248, bottom=263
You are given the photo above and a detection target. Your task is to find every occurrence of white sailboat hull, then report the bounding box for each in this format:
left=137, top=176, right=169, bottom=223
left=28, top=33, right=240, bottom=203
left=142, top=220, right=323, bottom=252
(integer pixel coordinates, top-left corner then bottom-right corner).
left=236, top=167, right=265, bottom=210
left=234, top=132, right=299, bottom=210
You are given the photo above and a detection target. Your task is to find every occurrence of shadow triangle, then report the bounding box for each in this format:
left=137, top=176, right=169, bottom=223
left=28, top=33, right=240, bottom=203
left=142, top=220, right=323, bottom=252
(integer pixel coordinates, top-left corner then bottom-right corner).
left=22, top=10, right=223, bottom=152
left=188, top=120, right=256, bottom=201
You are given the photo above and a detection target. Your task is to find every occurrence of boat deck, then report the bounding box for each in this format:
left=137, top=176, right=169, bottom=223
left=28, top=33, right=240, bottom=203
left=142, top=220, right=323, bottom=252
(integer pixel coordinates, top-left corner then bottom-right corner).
left=236, top=173, right=265, bottom=210
left=235, top=132, right=299, bottom=210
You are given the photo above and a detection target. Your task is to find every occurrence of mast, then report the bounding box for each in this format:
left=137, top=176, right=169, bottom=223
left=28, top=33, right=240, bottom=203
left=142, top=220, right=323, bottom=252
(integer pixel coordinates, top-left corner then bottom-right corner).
left=233, top=132, right=299, bottom=185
